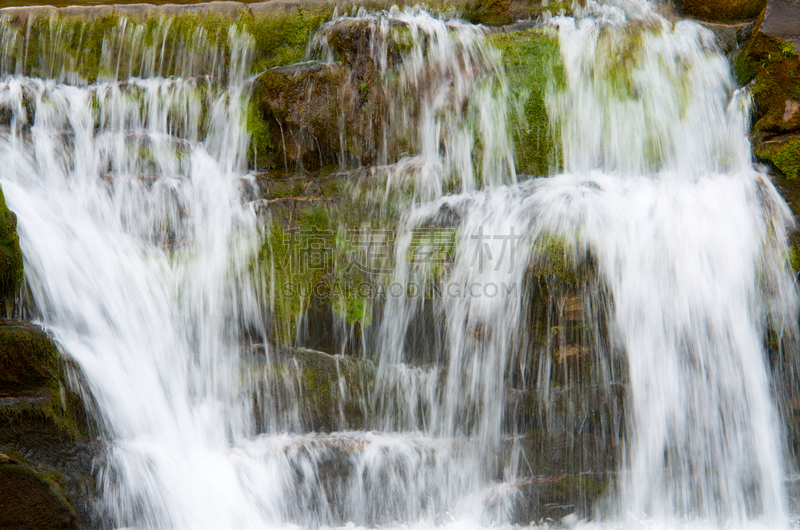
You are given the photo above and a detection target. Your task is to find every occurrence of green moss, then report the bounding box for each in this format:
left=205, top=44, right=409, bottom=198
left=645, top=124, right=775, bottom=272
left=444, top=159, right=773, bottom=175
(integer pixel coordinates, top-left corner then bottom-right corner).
left=24, top=14, right=120, bottom=82
left=0, top=185, right=22, bottom=311
left=0, top=323, right=58, bottom=393
left=257, top=206, right=335, bottom=344
left=250, top=7, right=332, bottom=73
left=755, top=137, right=800, bottom=180
left=0, top=323, right=90, bottom=443
left=779, top=42, right=798, bottom=59
left=546, top=474, right=609, bottom=516
left=461, top=0, right=513, bottom=26
left=248, top=97, right=275, bottom=171
left=0, top=456, right=80, bottom=530
left=531, top=232, right=585, bottom=286
left=13, top=6, right=331, bottom=82
left=736, top=31, right=800, bottom=135
left=489, top=29, right=564, bottom=175
left=790, top=243, right=800, bottom=271
left=277, top=348, right=372, bottom=431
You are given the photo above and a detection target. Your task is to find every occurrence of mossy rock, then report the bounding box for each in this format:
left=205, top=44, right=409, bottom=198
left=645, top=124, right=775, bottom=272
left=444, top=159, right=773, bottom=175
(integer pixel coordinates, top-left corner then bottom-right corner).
left=0, top=453, right=79, bottom=530
left=674, top=0, right=766, bottom=23
left=736, top=32, right=800, bottom=136
left=754, top=135, right=800, bottom=180
left=508, top=467, right=612, bottom=523
left=264, top=347, right=374, bottom=432
left=249, top=5, right=334, bottom=73
left=0, top=321, right=59, bottom=394
left=488, top=29, right=563, bottom=175
left=0, top=4, right=332, bottom=82
left=0, top=320, right=92, bottom=445
left=256, top=61, right=348, bottom=171
left=736, top=9, right=800, bottom=213
left=0, top=186, right=23, bottom=312
left=462, top=0, right=572, bottom=26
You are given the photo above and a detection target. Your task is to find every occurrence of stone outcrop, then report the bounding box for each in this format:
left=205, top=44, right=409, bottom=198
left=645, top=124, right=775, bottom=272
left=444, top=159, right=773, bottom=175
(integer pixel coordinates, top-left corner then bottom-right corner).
left=0, top=452, right=80, bottom=530
left=673, top=0, right=766, bottom=23
left=257, top=61, right=354, bottom=170
left=760, top=0, right=800, bottom=48
left=0, top=320, right=98, bottom=530
left=736, top=1, right=800, bottom=183
left=0, top=0, right=570, bottom=28
left=254, top=17, right=409, bottom=169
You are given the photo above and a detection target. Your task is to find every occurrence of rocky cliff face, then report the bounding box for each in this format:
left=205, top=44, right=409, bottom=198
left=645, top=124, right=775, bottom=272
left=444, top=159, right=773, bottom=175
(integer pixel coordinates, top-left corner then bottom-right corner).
left=0, top=0, right=799, bottom=527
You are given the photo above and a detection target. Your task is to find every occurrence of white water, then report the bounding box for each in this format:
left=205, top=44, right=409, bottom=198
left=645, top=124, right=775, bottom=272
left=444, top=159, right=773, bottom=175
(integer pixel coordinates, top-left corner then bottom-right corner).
left=0, top=1, right=797, bottom=530
left=311, top=7, right=515, bottom=200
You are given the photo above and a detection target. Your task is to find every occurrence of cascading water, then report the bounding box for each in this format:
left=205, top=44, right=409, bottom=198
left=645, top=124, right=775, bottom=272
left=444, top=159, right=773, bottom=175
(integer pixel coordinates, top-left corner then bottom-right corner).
left=0, top=1, right=797, bottom=530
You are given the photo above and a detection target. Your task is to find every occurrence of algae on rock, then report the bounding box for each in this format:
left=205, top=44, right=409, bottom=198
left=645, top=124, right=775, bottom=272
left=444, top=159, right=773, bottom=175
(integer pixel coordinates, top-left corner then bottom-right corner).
left=736, top=9, right=800, bottom=202
left=0, top=452, right=80, bottom=530
left=673, top=0, right=766, bottom=23
left=489, top=28, right=563, bottom=176
left=0, top=185, right=22, bottom=315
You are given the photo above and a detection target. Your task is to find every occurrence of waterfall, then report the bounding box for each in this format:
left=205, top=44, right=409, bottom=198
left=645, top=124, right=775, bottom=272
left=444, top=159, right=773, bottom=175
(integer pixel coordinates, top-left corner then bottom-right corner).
left=0, top=1, right=797, bottom=529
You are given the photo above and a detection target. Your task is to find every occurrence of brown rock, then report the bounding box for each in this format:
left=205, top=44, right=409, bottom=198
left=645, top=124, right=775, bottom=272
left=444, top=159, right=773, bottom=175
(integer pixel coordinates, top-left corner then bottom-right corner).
left=735, top=1, right=800, bottom=181
left=257, top=61, right=350, bottom=169
left=257, top=49, right=387, bottom=168
left=0, top=320, right=58, bottom=395
left=0, top=6, right=58, bottom=29
left=674, top=0, right=766, bottom=22
left=0, top=459, right=79, bottom=530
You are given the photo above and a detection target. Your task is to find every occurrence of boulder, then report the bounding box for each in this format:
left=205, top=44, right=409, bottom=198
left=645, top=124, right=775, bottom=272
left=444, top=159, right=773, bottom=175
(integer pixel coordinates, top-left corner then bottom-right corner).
left=735, top=1, right=800, bottom=182
left=0, top=320, right=59, bottom=394
left=256, top=55, right=386, bottom=169
left=0, top=321, right=98, bottom=529
left=673, top=0, right=766, bottom=23
left=257, top=61, right=349, bottom=170
left=0, top=452, right=79, bottom=530
left=760, top=0, right=800, bottom=48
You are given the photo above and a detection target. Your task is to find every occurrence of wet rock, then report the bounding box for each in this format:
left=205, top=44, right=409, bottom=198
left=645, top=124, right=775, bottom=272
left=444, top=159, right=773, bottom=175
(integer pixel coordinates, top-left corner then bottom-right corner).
left=255, top=19, right=395, bottom=169
left=696, top=20, right=756, bottom=54
left=0, top=452, right=79, bottom=530
left=0, top=320, right=58, bottom=394
left=0, top=6, right=58, bottom=29
left=0, top=186, right=22, bottom=316
left=0, top=320, right=99, bottom=529
left=508, top=472, right=611, bottom=523
left=673, top=0, right=766, bottom=23
left=323, top=17, right=410, bottom=68
left=0, top=2, right=248, bottom=23
left=105, top=4, right=159, bottom=20
left=159, top=1, right=248, bottom=18
left=251, top=347, right=374, bottom=432
left=488, top=29, right=563, bottom=175
left=256, top=61, right=353, bottom=170
left=57, top=5, right=115, bottom=20
left=462, top=0, right=573, bottom=26
left=735, top=1, right=800, bottom=183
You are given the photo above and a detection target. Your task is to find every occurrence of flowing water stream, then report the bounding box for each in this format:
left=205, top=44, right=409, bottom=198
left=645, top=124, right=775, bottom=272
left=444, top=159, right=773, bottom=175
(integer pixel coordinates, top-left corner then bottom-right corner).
left=0, top=0, right=798, bottom=529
